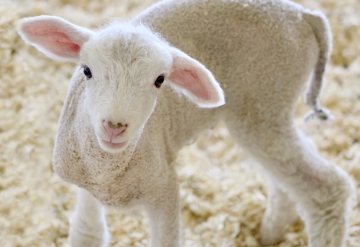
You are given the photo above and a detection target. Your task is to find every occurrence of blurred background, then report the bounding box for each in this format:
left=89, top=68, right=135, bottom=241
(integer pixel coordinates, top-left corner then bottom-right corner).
left=0, top=0, right=360, bottom=246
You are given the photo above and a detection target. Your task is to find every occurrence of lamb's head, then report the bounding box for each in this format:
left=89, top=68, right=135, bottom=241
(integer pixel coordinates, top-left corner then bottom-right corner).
left=80, top=24, right=178, bottom=153
left=18, top=16, right=225, bottom=153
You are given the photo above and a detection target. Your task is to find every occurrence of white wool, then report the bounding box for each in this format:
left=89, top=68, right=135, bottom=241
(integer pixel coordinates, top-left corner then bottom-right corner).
left=17, top=0, right=356, bottom=247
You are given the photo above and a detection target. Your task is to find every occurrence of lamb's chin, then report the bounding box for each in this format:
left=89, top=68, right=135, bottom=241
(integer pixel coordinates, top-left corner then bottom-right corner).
left=96, top=130, right=142, bottom=154
left=98, top=139, right=128, bottom=153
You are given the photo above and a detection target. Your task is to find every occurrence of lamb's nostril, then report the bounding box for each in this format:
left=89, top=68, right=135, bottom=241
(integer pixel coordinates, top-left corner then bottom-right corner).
left=108, top=121, right=123, bottom=129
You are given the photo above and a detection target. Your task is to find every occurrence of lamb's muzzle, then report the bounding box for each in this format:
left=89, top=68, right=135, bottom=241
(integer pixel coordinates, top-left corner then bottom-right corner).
left=100, top=120, right=128, bottom=150
left=103, top=121, right=127, bottom=135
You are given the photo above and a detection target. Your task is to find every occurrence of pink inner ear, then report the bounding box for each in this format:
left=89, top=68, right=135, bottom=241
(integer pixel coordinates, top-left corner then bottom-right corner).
left=23, top=25, right=80, bottom=55
left=169, top=67, right=219, bottom=102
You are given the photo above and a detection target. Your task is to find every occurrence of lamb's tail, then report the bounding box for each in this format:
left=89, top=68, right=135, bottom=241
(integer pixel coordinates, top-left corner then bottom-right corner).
left=302, top=10, right=332, bottom=121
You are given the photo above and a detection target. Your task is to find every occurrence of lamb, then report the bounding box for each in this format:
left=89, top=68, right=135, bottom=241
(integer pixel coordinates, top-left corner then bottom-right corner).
left=17, top=0, right=355, bottom=246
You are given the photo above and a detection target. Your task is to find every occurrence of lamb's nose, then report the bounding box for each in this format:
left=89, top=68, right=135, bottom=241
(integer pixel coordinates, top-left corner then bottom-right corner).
left=103, top=120, right=127, bottom=137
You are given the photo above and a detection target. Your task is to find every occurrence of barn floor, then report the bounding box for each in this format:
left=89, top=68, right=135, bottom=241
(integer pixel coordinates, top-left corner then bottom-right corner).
left=1, top=0, right=360, bottom=246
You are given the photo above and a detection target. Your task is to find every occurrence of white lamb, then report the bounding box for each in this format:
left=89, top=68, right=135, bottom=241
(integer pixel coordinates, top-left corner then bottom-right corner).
left=18, top=0, right=355, bottom=246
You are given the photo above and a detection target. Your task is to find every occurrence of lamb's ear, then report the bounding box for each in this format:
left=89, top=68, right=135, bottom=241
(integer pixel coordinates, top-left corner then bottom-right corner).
left=168, top=47, right=225, bottom=108
left=18, top=15, right=93, bottom=63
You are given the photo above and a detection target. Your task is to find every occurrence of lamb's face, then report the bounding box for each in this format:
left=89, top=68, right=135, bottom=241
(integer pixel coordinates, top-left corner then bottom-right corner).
left=80, top=27, right=172, bottom=153
left=19, top=17, right=224, bottom=154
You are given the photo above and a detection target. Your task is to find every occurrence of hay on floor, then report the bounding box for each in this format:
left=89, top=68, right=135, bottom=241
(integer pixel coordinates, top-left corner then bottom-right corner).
left=0, top=0, right=359, bottom=246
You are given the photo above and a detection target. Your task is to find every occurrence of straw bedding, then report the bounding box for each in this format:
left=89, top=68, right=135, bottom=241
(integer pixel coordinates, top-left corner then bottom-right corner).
left=0, top=0, right=359, bottom=246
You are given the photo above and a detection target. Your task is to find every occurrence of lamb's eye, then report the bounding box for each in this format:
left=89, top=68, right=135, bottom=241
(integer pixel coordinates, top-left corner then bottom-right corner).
left=154, top=75, right=164, bottom=88
left=83, top=66, right=92, bottom=79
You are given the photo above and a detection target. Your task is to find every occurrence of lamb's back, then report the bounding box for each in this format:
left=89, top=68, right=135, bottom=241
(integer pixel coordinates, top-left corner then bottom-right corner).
left=134, top=0, right=320, bottom=121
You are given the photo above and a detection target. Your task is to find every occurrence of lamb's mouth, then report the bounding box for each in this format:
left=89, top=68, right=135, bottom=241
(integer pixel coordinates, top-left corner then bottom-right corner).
left=100, top=139, right=127, bottom=150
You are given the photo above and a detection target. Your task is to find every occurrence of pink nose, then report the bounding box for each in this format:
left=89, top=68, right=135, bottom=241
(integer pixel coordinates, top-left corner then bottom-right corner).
left=103, top=120, right=127, bottom=138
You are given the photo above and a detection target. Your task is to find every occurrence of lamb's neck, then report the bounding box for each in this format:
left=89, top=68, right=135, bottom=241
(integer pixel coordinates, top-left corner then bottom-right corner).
left=150, top=86, right=221, bottom=161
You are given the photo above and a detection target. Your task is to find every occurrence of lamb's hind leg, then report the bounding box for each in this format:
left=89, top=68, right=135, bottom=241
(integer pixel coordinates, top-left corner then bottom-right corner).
left=260, top=178, right=298, bottom=245
left=227, top=122, right=355, bottom=247
left=69, top=188, right=109, bottom=247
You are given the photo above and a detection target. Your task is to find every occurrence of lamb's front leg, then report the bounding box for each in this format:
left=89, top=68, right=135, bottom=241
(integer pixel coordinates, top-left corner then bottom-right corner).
left=69, top=188, right=109, bottom=247
left=144, top=167, right=181, bottom=247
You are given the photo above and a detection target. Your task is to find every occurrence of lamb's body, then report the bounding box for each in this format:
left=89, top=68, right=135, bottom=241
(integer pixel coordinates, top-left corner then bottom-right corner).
left=55, top=0, right=321, bottom=206
left=19, top=0, right=355, bottom=247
